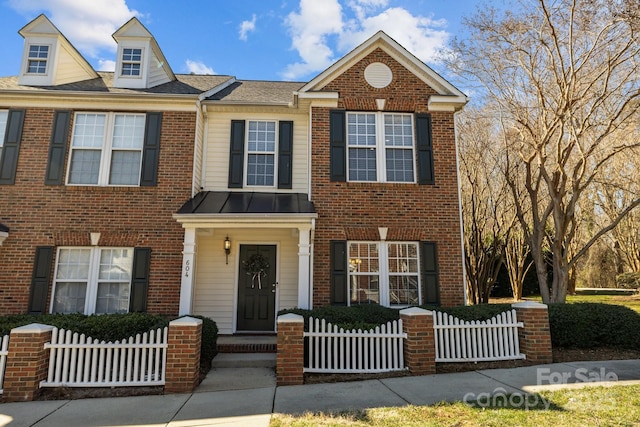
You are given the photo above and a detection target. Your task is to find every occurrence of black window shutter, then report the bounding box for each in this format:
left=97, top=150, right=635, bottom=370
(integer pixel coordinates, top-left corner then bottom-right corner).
left=421, top=241, right=440, bottom=305
left=129, top=247, right=151, bottom=312
left=28, top=246, right=54, bottom=314
left=278, top=121, right=294, bottom=189
left=415, top=113, right=435, bottom=185
left=0, top=109, right=26, bottom=185
left=228, top=120, right=245, bottom=188
left=330, top=240, right=348, bottom=305
left=329, top=110, right=346, bottom=182
left=140, top=112, right=162, bottom=186
left=45, top=110, right=71, bottom=185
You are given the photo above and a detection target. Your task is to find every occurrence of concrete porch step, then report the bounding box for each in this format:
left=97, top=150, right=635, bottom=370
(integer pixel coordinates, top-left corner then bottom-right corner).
left=212, top=352, right=277, bottom=369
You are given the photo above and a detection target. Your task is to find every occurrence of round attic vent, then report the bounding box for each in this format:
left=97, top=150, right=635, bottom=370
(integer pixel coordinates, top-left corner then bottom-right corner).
left=364, top=62, right=393, bottom=88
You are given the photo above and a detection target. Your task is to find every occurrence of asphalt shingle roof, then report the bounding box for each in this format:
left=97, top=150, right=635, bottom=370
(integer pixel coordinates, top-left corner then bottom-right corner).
left=206, top=80, right=305, bottom=104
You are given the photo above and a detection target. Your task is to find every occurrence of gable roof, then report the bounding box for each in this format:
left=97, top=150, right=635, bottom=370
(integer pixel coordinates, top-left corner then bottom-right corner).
left=205, top=80, right=305, bottom=105
left=299, top=31, right=467, bottom=108
left=17, top=14, right=98, bottom=84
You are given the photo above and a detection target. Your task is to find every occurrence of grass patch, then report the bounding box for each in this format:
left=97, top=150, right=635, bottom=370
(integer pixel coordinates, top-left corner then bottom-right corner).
left=271, top=384, right=640, bottom=426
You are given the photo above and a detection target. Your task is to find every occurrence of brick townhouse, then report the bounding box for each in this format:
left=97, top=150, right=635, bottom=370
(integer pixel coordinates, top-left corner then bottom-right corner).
left=0, top=14, right=467, bottom=333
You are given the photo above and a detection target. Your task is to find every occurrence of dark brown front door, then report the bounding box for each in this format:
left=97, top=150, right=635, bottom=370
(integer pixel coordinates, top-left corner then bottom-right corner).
left=236, top=244, right=277, bottom=331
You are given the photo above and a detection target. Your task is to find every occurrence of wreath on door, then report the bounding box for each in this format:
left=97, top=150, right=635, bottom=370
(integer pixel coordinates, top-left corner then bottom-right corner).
left=243, top=253, right=270, bottom=289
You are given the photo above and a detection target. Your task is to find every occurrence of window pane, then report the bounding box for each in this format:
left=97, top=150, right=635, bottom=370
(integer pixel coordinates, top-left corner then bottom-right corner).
left=384, top=114, right=413, bottom=147
left=347, top=113, right=376, bottom=146
left=73, top=114, right=105, bottom=148
left=350, top=275, right=380, bottom=304
left=28, top=60, right=47, bottom=74
left=348, top=148, right=376, bottom=181
left=123, top=48, right=142, bottom=61
left=122, top=63, right=141, bottom=76
left=96, top=282, right=130, bottom=314
left=56, top=248, right=91, bottom=280
left=386, top=148, right=414, bottom=182
left=52, top=282, right=87, bottom=313
left=69, top=150, right=101, bottom=184
left=248, top=121, right=276, bottom=152
left=388, top=243, right=419, bottom=306
left=112, top=115, right=145, bottom=149
left=109, top=151, right=141, bottom=185
left=348, top=243, right=380, bottom=305
left=0, top=110, right=7, bottom=154
left=247, top=154, right=275, bottom=186
left=28, top=45, right=49, bottom=58
left=98, top=249, right=133, bottom=281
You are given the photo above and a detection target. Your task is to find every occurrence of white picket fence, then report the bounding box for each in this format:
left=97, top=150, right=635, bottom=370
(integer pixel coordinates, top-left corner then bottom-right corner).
left=433, top=309, right=525, bottom=362
left=41, top=327, right=168, bottom=387
left=304, top=317, right=406, bottom=373
left=0, top=335, right=9, bottom=393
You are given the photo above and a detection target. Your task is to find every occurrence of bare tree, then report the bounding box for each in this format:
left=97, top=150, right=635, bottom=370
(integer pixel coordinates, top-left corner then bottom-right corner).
left=450, top=0, right=640, bottom=303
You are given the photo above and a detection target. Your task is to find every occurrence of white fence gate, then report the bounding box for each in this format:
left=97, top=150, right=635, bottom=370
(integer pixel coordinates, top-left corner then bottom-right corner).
left=41, top=327, right=168, bottom=387
left=433, top=309, right=525, bottom=362
left=305, top=317, right=406, bottom=373
left=0, top=335, right=9, bottom=393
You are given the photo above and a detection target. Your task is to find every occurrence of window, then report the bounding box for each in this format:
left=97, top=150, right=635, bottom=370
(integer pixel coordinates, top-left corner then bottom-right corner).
left=0, top=110, right=7, bottom=159
left=68, top=113, right=145, bottom=185
left=27, top=45, right=49, bottom=74
left=347, top=112, right=414, bottom=182
left=121, top=48, right=142, bottom=76
left=348, top=242, right=420, bottom=307
left=52, top=247, right=133, bottom=314
left=246, top=120, right=276, bottom=186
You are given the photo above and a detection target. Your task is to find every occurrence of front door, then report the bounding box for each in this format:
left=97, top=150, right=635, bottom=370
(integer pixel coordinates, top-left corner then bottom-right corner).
left=236, top=244, right=277, bottom=331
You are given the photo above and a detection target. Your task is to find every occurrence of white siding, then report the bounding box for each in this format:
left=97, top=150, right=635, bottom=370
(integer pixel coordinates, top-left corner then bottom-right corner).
left=204, top=110, right=309, bottom=193
left=53, top=45, right=96, bottom=85
left=148, top=53, right=171, bottom=88
left=193, top=107, right=205, bottom=194
left=193, top=228, right=300, bottom=334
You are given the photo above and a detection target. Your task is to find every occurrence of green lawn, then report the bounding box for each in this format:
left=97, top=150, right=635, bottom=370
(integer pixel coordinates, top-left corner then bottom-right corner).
left=564, top=294, right=640, bottom=313
left=271, top=384, right=640, bottom=426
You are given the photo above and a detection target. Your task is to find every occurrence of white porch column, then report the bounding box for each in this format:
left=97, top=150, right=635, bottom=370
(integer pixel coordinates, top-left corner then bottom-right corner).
left=297, top=226, right=312, bottom=309
left=179, top=227, right=196, bottom=315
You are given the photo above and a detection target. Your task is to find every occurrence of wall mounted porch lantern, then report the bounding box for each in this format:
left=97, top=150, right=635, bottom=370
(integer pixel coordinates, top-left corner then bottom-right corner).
left=224, top=236, right=231, bottom=264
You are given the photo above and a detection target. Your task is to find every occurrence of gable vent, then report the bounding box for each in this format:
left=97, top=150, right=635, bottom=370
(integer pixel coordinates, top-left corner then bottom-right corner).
left=364, top=62, right=393, bottom=88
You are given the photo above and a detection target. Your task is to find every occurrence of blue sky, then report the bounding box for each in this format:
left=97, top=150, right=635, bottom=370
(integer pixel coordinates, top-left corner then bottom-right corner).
left=0, top=0, right=485, bottom=82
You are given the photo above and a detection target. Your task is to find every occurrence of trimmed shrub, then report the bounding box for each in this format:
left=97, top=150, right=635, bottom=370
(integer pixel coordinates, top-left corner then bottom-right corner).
left=548, top=303, right=640, bottom=349
left=0, top=313, right=168, bottom=340
left=189, top=315, right=218, bottom=363
left=280, top=304, right=400, bottom=331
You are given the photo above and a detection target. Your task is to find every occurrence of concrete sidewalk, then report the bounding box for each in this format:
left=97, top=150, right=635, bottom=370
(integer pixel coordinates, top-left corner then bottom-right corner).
left=1, top=359, right=639, bottom=427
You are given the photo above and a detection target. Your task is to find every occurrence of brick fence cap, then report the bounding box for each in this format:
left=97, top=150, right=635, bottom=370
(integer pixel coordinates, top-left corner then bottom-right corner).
left=169, top=316, right=203, bottom=326
left=10, top=323, right=55, bottom=333
left=399, top=307, right=432, bottom=316
left=512, top=301, right=548, bottom=309
left=277, top=313, right=304, bottom=323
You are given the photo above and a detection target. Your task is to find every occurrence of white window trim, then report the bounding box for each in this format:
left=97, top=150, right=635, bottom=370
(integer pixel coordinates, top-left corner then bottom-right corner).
left=244, top=120, right=279, bottom=188
left=0, top=109, right=8, bottom=147
left=346, top=112, right=416, bottom=183
left=66, top=112, right=145, bottom=187
left=51, top=247, right=134, bottom=315
left=25, top=43, right=51, bottom=76
left=120, top=47, right=143, bottom=79
left=347, top=241, right=421, bottom=308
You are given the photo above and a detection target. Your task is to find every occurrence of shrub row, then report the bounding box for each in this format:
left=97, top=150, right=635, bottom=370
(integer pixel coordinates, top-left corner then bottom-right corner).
left=281, top=302, right=640, bottom=350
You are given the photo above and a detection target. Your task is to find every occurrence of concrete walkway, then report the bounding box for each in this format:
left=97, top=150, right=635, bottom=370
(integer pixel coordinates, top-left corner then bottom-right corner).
left=1, top=359, right=639, bottom=426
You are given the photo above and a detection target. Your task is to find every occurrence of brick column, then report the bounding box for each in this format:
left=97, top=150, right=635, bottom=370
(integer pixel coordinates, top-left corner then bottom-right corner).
left=400, top=307, right=436, bottom=375
left=3, top=323, right=54, bottom=402
left=513, top=301, right=553, bottom=364
left=276, top=313, right=304, bottom=386
left=165, top=316, right=202, bottom=394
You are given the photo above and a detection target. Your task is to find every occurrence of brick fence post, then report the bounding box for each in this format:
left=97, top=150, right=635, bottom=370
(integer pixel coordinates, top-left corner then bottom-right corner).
left=276, top=313, right=304, bottom=386
left=513, top=301, right=553, bottom=364
left=165, top=316, right=202, bottom=394
left=400, top=307, right=436, bottom=375
left=3, top=323, right=54, bottom=402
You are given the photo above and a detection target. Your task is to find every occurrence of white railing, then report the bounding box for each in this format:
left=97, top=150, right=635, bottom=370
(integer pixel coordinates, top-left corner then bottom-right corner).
left=433, top=309, right=525, bottom=362
left=304, top=317, right=406, bottom=373
left=41, top=327, right=168, bottom=387
left=0, top=335, right=9, bottom=393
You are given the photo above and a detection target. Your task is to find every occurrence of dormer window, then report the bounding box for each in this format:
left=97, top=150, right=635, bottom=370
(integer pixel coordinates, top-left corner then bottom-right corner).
left=121, top=48, right=142, bottom=77
left=27, top=45, right=49, bottom=74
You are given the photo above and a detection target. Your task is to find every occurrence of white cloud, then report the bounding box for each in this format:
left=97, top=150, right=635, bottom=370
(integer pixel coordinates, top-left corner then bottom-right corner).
left=282, top=0, right=344, bottom=80
left=8, top=0, right=139, bottom=57
left=282, top=0, right=450, bottom=80
left=185, top=60, right=215, bottom=75
left=97, top=59, right=116, bottom=72
left=239, top=14, right=257, bottom=41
